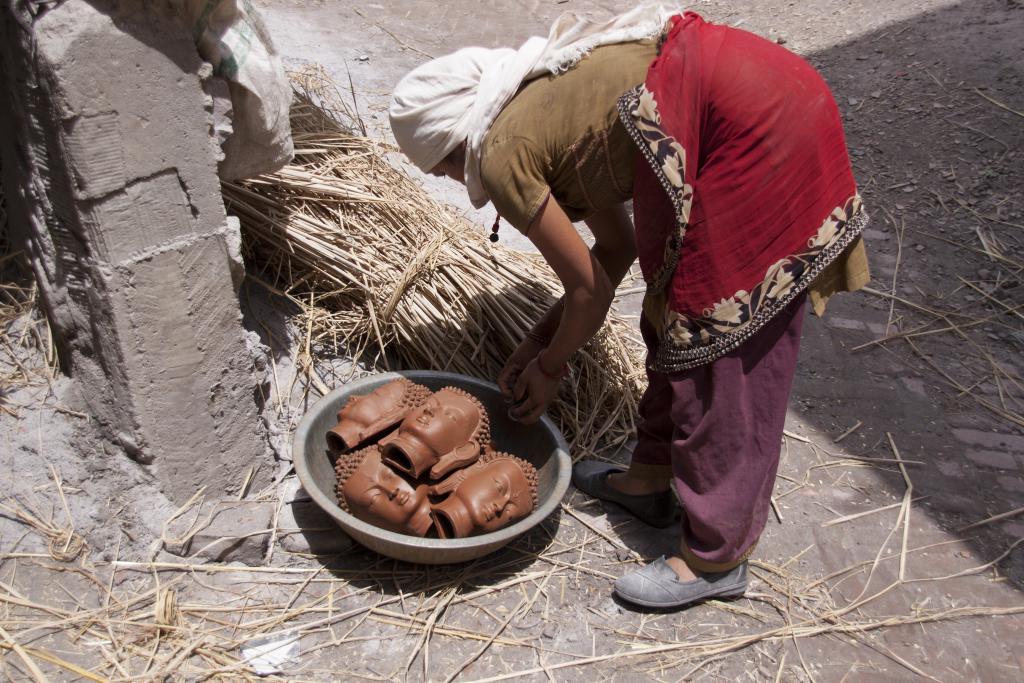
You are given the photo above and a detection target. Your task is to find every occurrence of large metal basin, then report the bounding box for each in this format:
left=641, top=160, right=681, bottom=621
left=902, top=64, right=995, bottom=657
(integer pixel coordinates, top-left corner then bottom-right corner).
left=293, top=370, right=571, bottom=564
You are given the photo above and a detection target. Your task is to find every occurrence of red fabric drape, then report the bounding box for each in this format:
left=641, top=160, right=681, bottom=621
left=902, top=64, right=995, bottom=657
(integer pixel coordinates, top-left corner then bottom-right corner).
left=627, top=13, right=860, bottom=368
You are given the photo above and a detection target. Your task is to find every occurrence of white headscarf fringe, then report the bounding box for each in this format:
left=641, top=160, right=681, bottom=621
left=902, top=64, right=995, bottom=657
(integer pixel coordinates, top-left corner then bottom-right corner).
left=539, top=9, right=675, bottom=75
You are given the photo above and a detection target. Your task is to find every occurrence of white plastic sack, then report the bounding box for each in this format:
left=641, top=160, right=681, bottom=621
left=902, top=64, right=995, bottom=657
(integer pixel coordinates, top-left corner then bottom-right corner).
left=176, top=0, right=294, bottom=179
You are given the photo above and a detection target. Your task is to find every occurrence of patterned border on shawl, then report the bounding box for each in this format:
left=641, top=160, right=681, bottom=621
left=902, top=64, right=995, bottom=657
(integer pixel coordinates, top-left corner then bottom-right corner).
left=616, top=84, right=693, bottom=295
left=617, top=85, right=870, bottom=374
left=658, top=206, right=868, bottom=372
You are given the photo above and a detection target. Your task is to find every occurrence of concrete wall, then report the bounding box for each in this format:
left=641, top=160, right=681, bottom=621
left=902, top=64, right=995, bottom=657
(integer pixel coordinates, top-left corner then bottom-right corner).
left=0, top=0, right=273, bottom=503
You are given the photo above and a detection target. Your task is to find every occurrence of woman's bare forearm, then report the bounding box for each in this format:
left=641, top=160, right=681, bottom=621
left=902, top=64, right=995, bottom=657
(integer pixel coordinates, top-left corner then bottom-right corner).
left=531, top=248, right=622, bottom=368
left=530, top=204, right=636, bottom=345
left=542, top=254, right=615, bottom=371
left=529, top=297, right=564, bottom=342
left=586, top=203, right=638, bottom=287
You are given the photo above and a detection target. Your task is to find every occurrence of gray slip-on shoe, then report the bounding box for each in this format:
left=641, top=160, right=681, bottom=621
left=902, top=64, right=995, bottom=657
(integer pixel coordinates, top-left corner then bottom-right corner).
left=571, top=460, right=679, bottom=528
left=613, top=557, right=748, bottom=609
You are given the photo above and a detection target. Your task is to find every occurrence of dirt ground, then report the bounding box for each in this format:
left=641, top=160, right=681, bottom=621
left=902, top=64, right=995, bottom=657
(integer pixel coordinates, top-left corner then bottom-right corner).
left=1, top=0, right=1023, bottom=680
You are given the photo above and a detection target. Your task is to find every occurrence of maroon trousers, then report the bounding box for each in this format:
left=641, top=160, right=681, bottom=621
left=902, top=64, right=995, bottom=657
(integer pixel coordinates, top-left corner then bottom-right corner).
left=631, top=294, right=807, bottom=571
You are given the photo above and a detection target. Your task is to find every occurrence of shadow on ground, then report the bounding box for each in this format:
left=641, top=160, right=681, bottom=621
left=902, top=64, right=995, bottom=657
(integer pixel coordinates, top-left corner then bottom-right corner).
left=788, top=0, right=1024, bottom=586
left=291, top=491, right=564, bottom=599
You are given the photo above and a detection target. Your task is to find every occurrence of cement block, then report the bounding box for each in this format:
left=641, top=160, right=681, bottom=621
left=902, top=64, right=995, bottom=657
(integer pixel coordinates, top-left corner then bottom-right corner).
left=0, top=0, right=273, bottom=503
left=100, top=230, right=270, bottom=493
left=34, top=2, right=225, bottom=225
left=85, top=170, right=196, bottom=265
left=64, top=111, right=127, bottom=199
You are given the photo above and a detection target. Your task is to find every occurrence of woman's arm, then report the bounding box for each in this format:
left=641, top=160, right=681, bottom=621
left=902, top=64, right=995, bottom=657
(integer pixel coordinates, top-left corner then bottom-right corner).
left=531, top=196, right=613, bottom=372
left=523, top=202, right=637, bottom=341
left=508, top=197, right=636, bottom=423
left=585, top=202, right=638, bottom=294
left=524, top=201, right=634, bottom=342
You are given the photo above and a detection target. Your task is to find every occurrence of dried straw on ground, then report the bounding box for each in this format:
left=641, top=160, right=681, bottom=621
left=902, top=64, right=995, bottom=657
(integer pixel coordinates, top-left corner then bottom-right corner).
left=2, top=472, right=1021, bottom=681
left=0, top=170, right=59, bottom=415
left=223, top=68, right=645, bottom=457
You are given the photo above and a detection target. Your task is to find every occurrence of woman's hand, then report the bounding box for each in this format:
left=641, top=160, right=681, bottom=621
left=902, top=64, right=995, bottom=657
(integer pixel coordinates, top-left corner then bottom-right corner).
left=508, top=357, right=561, bottom=424
left=497, top=336, right=544, bottom=398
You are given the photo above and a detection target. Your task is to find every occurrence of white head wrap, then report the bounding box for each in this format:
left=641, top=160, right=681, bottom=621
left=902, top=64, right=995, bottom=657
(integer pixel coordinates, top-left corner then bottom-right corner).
left=389, top=4, right=679, bottom=209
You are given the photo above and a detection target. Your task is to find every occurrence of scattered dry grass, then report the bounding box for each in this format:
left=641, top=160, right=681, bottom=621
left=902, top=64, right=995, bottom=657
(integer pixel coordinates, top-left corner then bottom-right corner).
left=853, top=200, right=1024, bottom=429
left=1, top=466, right=1021, bottom=681
left=0, top=167, right=60, bottom=418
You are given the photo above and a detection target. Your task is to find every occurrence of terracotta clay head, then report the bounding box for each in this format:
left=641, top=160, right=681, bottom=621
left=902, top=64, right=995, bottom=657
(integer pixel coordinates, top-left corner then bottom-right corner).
left=429, top=452, right=538, bottom=538
left=326, top=378, right=431, bottom=451
left=379, top=387, right=490, bottom=480
left=334, top=446, right=432, bottom=537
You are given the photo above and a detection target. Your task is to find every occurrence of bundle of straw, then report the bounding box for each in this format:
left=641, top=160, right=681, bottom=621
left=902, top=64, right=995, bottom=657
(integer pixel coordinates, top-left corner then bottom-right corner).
left=223, top=67, right=645, bottom=456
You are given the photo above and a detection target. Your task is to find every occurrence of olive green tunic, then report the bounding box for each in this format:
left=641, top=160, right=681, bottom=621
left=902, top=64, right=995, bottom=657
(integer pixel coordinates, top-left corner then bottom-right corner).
left=480, top=41, right=658, bottom=232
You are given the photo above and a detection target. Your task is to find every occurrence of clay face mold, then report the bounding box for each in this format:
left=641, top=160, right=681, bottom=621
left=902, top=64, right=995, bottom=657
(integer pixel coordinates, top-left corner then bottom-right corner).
left=335, top=446, right=433, bottom=537
left=326, top=378, right=431, bottom=451
left=379, top=387, right=491, bottom=480
left=430, top=452, right=538, bottom=539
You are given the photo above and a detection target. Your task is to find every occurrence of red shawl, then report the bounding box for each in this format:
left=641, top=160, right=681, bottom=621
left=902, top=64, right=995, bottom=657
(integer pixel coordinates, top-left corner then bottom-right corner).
left=619, top=13, right=867, bottom=372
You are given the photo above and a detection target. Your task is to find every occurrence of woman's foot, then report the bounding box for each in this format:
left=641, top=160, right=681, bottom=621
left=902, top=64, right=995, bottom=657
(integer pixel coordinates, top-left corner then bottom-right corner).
left=606, top=471, right=671, bottom=496
left=613, top=555, right=748, bottom=609
left=663, top=554, right=699, bottom=581
left=571, top=461, right=679, bottom=528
